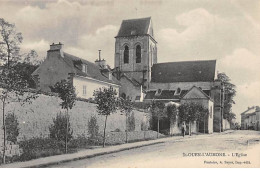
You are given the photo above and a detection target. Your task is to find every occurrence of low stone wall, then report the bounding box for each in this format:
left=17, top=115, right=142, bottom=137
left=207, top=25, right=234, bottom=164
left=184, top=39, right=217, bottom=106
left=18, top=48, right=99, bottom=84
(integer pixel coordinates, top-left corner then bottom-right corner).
left=0, top=93, right=150, bottom=141
left=223, top=119, right=231, bottom=130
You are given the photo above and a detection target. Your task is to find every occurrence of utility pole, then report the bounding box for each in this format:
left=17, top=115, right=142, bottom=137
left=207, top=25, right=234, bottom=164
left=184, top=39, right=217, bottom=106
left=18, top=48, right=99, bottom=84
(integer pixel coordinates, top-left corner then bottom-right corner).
left=222, top=83, right=225, bottom=132
left=220, top=82, right=225, bottom=132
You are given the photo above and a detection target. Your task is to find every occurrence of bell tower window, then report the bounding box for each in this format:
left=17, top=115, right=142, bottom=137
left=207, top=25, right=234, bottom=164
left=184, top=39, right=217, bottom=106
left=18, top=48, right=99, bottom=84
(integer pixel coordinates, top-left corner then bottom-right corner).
left=124, top=45, right=129, bottom=64
left=136, top=45, right=141, bottom=63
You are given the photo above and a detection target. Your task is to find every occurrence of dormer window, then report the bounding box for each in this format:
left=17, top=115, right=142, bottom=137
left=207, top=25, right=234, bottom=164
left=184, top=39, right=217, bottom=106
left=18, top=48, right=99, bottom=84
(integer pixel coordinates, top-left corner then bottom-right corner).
left=82, top=64, right=87, bottom=73
left=175, top=88, right=181, bottom=95
left=155, top=89, right=162, bottom=96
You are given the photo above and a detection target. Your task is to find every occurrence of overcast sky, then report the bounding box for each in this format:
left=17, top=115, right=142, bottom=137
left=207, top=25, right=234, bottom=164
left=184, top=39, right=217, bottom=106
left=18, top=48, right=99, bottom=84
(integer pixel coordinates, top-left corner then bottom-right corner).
left=1, top=0, right=259, bottom=122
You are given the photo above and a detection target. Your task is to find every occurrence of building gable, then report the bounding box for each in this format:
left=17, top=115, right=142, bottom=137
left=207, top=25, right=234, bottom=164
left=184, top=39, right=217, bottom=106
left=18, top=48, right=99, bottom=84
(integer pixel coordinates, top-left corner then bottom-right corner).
left=182, top=86, right=210, bottom=100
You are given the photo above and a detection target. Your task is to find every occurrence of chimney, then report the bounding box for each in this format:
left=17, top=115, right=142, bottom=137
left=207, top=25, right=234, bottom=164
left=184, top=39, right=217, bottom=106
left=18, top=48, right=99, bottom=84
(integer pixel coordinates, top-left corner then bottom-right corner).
left=95, top=50, right=107, bottom=68
left=49, top=42, right=64, bottom=57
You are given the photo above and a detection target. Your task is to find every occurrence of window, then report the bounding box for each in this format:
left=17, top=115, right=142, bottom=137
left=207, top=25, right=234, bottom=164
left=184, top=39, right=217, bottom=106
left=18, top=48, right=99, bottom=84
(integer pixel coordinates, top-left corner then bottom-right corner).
left=210, top=106, right=213, bottom=118
left=155, top=89, right=162, bottom=96
left=124, top=46, right=129, bottom=64
left=176, top=88, right=181, bottom=95
left=82, top=64, right=87, bottom=73
left=83, top=85, right=86, bottom=96
left=108, top=72, right=112, bottom=80
left=136, top=45, right=141, bottom=63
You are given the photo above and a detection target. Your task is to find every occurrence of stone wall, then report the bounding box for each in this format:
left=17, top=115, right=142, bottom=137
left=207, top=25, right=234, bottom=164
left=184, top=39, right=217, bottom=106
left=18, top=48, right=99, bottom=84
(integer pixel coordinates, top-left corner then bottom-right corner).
left=223, top=119, right=231, bottom=130
left=0, top=93, right=150, bottom=142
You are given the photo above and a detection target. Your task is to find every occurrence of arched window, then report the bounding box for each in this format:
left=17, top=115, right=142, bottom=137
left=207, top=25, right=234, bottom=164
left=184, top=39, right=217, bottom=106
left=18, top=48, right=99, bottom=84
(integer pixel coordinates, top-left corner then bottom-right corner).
left=124, top=46, right=129, bottom=64
left=136, top=45, right=141, bottom=63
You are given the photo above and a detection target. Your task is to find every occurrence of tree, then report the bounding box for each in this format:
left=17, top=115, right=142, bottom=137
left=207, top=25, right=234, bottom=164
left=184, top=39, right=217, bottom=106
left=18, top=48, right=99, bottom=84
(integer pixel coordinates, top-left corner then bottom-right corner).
left=0, top=18, right=23, bottom=68
left=178, top=103, right=198, bottom=136
left=22, top=50, right=42, bottom=66
left=166, top=103, right=178, bottom=136
left=0, top=18, right=36, bottom=163
left=93, top=87, right=118, bottom=147
left=127, top=113, right=135, bottom=132
left=216, top=73, right=236, bottom=125
left=11, top=62, right=39, bottom=89
left=88, top=116, right=99, bottom=139
left=150, top=101, right=166, bottom=138
left=196, top=105, right=209, bottom=133
left=0, top=66, right=37, bottom=163
left=5, top=112, right=19, bottom=143
left=51, top=79, right=76, bottom=153
left=49, top=112, right=73, bottom=142
left=118, top=98, right=133, bottom=143
left=226, top=112, right=236, bottom=123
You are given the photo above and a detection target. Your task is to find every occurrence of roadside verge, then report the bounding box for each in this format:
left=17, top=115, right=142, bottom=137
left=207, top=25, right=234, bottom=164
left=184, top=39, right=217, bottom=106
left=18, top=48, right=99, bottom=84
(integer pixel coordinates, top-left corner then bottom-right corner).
left=1, top=130, right=234, bottom=168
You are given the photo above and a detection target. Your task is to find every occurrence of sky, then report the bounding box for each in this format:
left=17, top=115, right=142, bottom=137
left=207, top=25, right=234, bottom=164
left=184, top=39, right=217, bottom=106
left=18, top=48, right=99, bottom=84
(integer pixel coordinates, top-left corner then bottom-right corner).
left=0, top=0, right=259, bottom=122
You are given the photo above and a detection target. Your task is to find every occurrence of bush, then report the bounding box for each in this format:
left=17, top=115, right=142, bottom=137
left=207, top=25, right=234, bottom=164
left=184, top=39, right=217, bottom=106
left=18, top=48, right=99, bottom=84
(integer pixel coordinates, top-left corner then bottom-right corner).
left=18, top=138, right=64, bottom=161
left=127, top=113, right=135, bottom=131
left=49, top=112, right=73, bottom=142
left=5, top=112, right=19, bottom=143
left=141, top=120, right=149, bottom=131
left=88, top=134, right=103, bottom=146
left=0, top=155, right=20, bottom=165
left=88, top=116, right=99, bottom=138
left=68, top=135, right=89, bottom=149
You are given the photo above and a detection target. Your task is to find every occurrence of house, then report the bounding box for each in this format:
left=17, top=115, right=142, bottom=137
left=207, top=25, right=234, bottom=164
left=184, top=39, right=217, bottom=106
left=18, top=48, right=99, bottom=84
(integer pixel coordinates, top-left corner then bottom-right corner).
left=113, top=17, right=225, bottom=133
left=241, top=106, right=260, bottom=130
left=32, top=43, right=121, bottom=99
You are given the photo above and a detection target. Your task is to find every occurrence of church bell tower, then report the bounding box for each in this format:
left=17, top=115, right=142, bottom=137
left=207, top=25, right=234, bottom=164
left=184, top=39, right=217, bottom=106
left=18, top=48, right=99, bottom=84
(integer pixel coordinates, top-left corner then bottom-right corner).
left=114, top=17, right=157, bottom=89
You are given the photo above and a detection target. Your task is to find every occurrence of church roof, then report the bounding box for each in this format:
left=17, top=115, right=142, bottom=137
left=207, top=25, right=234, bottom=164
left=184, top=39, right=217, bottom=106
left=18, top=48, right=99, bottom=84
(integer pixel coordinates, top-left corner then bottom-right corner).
left=151, top=60, right=216, bottom=83
left=116, top=17, right=153, bottom=38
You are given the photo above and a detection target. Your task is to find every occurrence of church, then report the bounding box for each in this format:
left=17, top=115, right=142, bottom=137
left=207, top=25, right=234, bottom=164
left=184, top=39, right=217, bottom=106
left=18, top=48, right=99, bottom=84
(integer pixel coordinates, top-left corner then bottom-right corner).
left=32, top=17, right=227, bottom=133
left=112, top=17, right=226, bottom=133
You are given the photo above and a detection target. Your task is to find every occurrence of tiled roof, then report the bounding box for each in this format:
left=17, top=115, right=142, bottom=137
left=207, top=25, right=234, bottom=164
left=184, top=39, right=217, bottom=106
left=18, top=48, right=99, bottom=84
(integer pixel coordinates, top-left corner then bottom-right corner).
left=181, top=86, right=211, bottom=100
left=151, top=60, right=216, bottom=83
left=241, top=107, right=256, bottom=115
left=144, top=91, right=156, bottom=100
left=121, top=73, right=142, bottom=87
left=116, top=17, right=152, bottom=37
left=63, top=52, right=121, bottom=85
left=144, top=89, right=210, bottom=101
